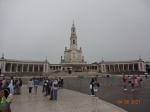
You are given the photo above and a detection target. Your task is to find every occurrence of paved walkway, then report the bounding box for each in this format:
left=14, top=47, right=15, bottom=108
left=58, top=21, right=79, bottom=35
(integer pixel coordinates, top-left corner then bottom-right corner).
left=11, top=86, right=127, bottom=112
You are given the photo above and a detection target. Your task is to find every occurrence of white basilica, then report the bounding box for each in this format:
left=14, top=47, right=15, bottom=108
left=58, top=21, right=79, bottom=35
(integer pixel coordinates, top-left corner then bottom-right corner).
left=0, top=23, right=150, bottom=75
left=60, top=22, right=87, bottom=72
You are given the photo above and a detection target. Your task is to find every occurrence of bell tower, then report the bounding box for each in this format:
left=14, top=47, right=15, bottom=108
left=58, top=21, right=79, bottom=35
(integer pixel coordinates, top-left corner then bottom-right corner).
left=70, top=21, right=77, bottom=50
left=61, top=22, right=86, bottom=65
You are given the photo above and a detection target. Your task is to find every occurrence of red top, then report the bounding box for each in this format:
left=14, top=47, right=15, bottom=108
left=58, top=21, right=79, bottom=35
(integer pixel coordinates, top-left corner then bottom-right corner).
left=122, top=76, right=126, bottom=82
left=131, top=76, right=135, bottom=84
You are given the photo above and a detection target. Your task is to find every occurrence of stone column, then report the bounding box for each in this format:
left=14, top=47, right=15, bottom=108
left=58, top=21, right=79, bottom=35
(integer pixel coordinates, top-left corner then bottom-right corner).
left=118, top=64, right=120, bottom=72
left=123, top=64, right=124, bottom=71
left=22, top=64, right=24, bottom=72
left=16, top=63, right=18, bottom=72
left=27, top=64, right=29, bottom=72
left=1, top=61, right=6, bottom=73
left=10, top=63, right=12, bottom=72
left=3, top=62, right=6, bottom=73
left=113, top=65, right=115, bottom=72
left=133, top=64, right=135, bottom=71
left=47, top=64, right=49, bottom=73
left=43, top=64, right=44, bottom=72
left=38, top=64, right=39, bottom=72
left=128, top=64, right=129, bottom=71
left=61, top=66, right=63, bottom=71
left=33, top=64, right=34, bottom=72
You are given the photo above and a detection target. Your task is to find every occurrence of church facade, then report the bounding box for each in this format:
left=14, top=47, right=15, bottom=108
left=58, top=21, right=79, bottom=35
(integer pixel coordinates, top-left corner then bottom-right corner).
left=0, top=23, right=150, bottom=75
left=60, top=22, right=87, bottom=72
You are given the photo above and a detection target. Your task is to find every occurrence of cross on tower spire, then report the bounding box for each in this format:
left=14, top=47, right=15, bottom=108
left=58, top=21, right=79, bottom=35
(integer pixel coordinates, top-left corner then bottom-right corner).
left=1, top=53, right=4, bottom=59
left=72, top=21, right=75, bottom=28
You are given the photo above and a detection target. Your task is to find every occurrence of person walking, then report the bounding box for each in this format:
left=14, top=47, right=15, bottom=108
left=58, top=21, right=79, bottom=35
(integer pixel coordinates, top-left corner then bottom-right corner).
left=137, top=75, right=142, bottom=88
left=122, top=75, right=127, bottom=90
left=134, top=77, right=139, bottom=90
left=61, top=77, right=64, bottom=88
left=8, top=80, right=14, bottom=94
left=33, top=77, right=39, bottom=94
left=45, top=79, right=49, bottom=96
left=127, top=75, right=131, bottom=85
left=14, top=77, right=19, bottom=94
left=52, top=78, right=58, bottom=100
left=50, top=79, right=54, bottom=100
left=131, top=75, right=135, bottom=91
left=27, top=79, right=34, bottom=94
left=1, top=77, right=6, bottom=88
left=145, top=74, right=148, bottom=79
left=18, top=77, right=22, bottom=94
left=42, top=77, right=47, bottom=92
left=58, top=77, right=61, bottom=88
left=90, top=78, right=94, bottom=96
left=93, top=77, right=99, bottom=99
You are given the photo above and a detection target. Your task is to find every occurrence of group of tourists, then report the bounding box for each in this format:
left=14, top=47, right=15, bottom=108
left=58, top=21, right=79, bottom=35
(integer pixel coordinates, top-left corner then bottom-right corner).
left=122, top=74, right=142, bottom=91
left=27, top=76, right=63, bottom=101
left=42, top=77, right=63, bottom=100
left=90, top=77, right=100, bottom=99
left=27, top=77, right=39, bottom=94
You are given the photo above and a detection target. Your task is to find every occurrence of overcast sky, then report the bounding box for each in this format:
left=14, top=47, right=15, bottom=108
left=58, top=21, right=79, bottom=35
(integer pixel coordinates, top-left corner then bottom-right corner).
left=0, top=0, right=150, bottom=64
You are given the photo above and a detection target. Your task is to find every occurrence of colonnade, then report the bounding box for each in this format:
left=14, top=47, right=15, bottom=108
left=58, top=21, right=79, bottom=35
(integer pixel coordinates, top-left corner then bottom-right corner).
left=105, top=63, right=139, bottom=72
left=57, top=65, right=98, bottom=72
left=50, top=65, right=61, bottom=70
left=5, top=62, right=48, bottom=73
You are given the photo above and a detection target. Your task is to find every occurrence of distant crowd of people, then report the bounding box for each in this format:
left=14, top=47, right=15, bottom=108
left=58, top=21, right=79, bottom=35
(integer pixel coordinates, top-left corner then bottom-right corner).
left=122, top=75, right=143, bottom=91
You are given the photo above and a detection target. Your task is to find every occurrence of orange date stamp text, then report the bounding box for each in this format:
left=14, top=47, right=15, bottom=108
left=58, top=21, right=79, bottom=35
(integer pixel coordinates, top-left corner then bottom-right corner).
left=117, top=100, right=140, bottom=105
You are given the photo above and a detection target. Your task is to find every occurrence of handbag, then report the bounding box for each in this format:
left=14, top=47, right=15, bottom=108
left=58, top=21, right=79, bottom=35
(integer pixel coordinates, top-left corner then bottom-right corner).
left=4, top=89, right=13, bottom=103
left=6, top=93, right=13, bottom=103
left=89, top=84, right=92, bottom=89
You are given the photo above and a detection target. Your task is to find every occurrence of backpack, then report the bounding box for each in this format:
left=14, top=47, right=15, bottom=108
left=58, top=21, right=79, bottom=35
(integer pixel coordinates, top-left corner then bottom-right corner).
left=97, top=83, right=100, bottom=87
left=44, top=80, right=47, bottom=85
left=19, top=80, right=22, bottom=86
left=0, top=80, right=2, bottom=86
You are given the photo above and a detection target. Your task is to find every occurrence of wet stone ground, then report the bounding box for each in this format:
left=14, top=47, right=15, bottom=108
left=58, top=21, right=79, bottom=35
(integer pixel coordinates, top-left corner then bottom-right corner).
left=63, top=76, right=150, bottom=112
left=11, top=85, right=127, bottom=112
left=20, top=75, right=150, bottom=112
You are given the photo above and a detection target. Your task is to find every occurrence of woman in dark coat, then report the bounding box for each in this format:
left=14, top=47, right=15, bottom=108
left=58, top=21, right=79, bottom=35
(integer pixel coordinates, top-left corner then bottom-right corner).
left=90, top=78, right=94, bottom=96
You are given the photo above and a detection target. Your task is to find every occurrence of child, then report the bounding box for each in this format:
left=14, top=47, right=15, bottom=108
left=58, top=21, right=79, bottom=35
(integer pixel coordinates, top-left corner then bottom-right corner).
left=131, top=75, right=135, bottom=91
left=134, top=77, right=139, bottom=90
left=122, top=75, right=127, bottom=90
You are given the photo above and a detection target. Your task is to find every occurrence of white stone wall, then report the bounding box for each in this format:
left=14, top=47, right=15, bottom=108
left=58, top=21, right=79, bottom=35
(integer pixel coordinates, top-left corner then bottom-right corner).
left=138, top=62, right=145, bottom=72
left=77, top=51, right=82, bottom=62
left=0, top=60, right=5, bottom=73
left=64, top=51, right=71, bottom=62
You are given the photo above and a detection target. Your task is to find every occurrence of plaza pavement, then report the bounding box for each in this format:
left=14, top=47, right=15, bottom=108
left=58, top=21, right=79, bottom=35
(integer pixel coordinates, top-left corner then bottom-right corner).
left=11, top=85, right=127, bottom=112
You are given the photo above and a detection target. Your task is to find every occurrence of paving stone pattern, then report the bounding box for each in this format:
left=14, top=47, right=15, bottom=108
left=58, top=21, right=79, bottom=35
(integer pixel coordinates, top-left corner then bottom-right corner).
left=11, top=86, right=127, bottom=112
